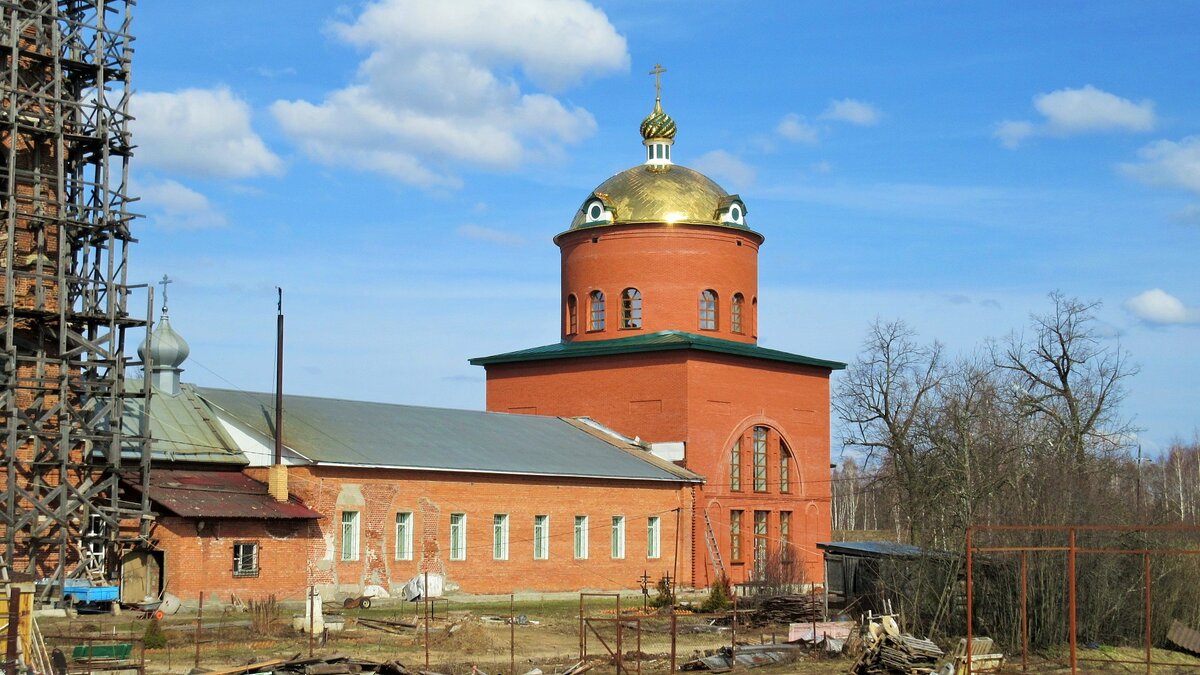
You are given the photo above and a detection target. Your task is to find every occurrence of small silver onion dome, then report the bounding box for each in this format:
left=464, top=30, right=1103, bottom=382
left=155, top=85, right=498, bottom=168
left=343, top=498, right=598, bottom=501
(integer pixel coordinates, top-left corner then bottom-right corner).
left=139, top=314, right=190, bottom=368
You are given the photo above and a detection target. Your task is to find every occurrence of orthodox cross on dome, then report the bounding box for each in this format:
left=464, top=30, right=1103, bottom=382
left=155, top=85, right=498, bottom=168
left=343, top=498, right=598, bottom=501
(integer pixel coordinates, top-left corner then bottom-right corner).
left=649, top=63, right=667, bottom=102
left=158, top=274, right=173, bottom=315
left=641, top=63, right=676, bottom=166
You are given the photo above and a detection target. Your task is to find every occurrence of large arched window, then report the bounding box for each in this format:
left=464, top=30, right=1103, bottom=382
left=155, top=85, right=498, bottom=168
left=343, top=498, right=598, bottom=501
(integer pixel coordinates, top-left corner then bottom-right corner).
left=589, top=290, right=606, bottom=331
left=566, top=294, right=578, bottom=335
left=731, top=293, right=745, bottom=334
left=620, top=288, right=643, bottom=329
left=699, top=290, right=718, bottom=330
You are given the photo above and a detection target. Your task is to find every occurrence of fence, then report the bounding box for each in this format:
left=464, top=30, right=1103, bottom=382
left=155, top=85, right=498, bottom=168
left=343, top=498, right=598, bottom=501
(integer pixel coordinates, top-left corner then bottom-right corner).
left=4, top=586, right=816, bottom=674
left=965, top=524, right=1200, bottom=675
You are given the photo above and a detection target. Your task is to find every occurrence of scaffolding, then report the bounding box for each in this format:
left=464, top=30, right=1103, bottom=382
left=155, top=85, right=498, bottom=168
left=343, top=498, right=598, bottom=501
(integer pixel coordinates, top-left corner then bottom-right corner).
left=0, top=0, right=150, bottom=601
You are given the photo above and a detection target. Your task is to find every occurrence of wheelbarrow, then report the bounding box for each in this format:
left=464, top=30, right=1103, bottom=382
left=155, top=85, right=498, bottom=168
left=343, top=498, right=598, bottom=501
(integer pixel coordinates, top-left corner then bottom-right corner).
left=342, top=595, right=373, bottom=609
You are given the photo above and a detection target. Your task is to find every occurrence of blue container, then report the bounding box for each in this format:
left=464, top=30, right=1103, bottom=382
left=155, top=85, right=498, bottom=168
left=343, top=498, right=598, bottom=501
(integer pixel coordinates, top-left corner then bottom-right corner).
left=63, top=584, right=119, bottom=603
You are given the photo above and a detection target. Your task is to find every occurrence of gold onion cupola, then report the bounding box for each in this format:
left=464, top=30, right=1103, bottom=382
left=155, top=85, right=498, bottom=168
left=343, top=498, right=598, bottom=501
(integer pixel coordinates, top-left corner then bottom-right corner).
left=641, top=63, right=675, bottom=168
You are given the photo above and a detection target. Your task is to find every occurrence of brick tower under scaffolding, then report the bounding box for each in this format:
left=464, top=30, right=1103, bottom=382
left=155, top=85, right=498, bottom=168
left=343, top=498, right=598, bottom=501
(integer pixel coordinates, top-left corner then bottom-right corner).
left=1, top=0, right=151, bottom=600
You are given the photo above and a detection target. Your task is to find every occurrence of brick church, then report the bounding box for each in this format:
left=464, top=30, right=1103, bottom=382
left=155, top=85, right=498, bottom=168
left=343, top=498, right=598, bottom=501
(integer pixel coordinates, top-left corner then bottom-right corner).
left=124, top=90, right=843, bottom=602
left=470, top=91, right=844, bottom=590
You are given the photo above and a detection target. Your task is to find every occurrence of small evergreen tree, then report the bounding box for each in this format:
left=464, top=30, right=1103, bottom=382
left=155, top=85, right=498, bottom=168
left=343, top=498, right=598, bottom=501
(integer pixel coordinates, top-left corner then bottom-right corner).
left=143, top=618, right=167, bottom=649
left=700, top=574, right=732, bottom=612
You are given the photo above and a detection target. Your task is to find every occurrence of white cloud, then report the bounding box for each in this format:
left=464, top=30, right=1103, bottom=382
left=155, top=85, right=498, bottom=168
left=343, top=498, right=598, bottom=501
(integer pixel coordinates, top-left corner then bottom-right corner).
left=271, top=0, right=627, bottom=189
left=995, top=85, right=1155, bottom=148
left=994, top=120, right=1035, bottom=149
left=1120, top=136, right=1200, bottom=193
left=1036, top=85, right=1155, bottom=134
left=456, top=224, right=523, bottom=245
left=821, top=98, right=881, bottom=126
left=1125, top=289, right=1200, bottom=325
left=136, top=179, right=227, bottom=230
left=776, top=113, right=818, bottom=143
left=132, top=87, right=282, bottom=178
left=1175, top=204, right=1200, bottom=224
left=692, top=150, right=756, bottom=189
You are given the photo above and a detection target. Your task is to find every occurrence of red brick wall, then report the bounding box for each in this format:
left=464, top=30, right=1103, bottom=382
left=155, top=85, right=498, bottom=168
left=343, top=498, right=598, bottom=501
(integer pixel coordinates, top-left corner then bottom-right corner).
left=482, top=350, right=833, bottom=589
left=558, top=224, right=761, bottom=343
left=153, top=516, right=316, bottom=604
left=244, top=466, right=694, bottom=596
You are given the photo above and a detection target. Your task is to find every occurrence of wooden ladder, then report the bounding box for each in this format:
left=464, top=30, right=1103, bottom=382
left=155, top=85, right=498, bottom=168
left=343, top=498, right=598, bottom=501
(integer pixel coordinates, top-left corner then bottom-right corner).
left=702, top=508, right=726, bottom=580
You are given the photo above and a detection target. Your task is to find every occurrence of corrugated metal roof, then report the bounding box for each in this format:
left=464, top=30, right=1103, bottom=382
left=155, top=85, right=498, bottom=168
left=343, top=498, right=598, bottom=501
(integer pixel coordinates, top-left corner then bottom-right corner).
left=469, top=330, right=846, bottom=369
left=817, top=541, right=932, bottom=558
left=196, top=387, right=702, bottom=483
left=120, top=382, right=246, bottom=465
left=126, top=469, right=320, bottom=520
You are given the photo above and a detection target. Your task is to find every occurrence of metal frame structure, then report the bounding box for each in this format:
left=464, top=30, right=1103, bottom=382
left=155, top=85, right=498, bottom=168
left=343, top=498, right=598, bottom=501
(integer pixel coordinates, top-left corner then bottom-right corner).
left=965, top=524, right=1200, bottom=675
left=0, top=0, right=150, bottom=600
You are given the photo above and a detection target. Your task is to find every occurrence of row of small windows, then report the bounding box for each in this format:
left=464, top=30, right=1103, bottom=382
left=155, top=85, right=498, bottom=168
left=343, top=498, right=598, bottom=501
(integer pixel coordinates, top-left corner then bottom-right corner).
left=567, top=289, right=755, bottom=334
left=729, top=425, right=794, bottom=493
left=340, top=511, right=660, bottom=562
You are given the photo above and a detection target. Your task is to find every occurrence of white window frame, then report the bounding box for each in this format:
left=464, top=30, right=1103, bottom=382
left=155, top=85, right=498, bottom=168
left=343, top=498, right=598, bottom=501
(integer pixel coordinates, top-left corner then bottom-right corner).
left=493, top=514, right=509, bottom=560
left=647, top=516, right=661, bottom=559
left=611, top=515, right=626, bottom=559
left=233, top=542, right=258, bottom=577
left=533, top=515, right=550, bottom=560
left=574, top=516, right=589, bottom=560
left=395, top=512, right=413, bottom=561
left=450, top=513, right=467, bottom=561
left=341, top=511, right=360, bottom=561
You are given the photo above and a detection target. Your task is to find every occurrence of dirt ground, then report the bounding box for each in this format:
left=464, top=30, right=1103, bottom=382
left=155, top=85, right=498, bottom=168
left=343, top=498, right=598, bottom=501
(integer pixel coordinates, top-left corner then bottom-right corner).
left=33, top=596, right=1200, bottom=674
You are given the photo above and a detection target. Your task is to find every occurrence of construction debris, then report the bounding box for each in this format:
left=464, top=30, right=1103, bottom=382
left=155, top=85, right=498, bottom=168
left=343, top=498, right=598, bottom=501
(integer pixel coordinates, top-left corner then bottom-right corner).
left=1168, top=619, right=1200, bottom=656
left=213, top=655, right=413, bottom=675
left=936, top=638, right=1004, bottom=674
left=680, top=643, right=804, bottom=670
left=850, top=613, right=945, bottom=674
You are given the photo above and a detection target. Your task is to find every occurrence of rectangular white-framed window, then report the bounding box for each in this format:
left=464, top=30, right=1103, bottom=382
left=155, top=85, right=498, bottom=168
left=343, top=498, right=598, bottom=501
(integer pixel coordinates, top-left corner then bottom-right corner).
left=395, top=512, right=413, bottom=561
left=730, top=510, right=743, bottom=562
left=611, top=515, right=625, bottom=559
left=341, top=511, right=360, bottom=561
left=533, top=515, right=549, bottom=560
left=754, top=510, right=769, bottom=576
left=449, top=513, right=466, bottom=561
left=780, top=511, right=792, bottom=563
left=574, top=515, right=589, bottom=559
left=233, top=542, right=258, bottom=577
left=647, top=516, right=661, bottom=559
left=493, top=514, right=509, bottom=560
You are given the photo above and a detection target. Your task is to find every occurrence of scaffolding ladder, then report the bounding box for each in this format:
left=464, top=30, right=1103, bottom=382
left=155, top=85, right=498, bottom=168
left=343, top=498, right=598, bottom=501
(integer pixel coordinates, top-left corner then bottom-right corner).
left=702, top=508, right=726, bottom=580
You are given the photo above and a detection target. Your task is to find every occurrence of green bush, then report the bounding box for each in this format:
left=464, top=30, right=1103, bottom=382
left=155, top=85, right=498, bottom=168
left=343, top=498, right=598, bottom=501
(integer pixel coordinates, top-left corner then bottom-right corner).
left=700, top=575, right=732, bottom=613
left=143, top=619, right=167, bottom=649
left=650, top=576, right=675, bottom=608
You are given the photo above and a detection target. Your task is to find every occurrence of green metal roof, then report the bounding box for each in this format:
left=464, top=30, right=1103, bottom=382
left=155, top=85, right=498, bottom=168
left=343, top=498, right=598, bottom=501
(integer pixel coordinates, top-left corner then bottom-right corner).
left=469, top=330, right=846, bottom=370
left=120, top=381, right=247, bottom=465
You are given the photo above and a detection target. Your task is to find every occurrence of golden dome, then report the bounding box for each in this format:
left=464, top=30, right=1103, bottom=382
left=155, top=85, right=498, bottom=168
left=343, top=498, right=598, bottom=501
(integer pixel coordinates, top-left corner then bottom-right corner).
left=568, top=164, right=750, bottom=231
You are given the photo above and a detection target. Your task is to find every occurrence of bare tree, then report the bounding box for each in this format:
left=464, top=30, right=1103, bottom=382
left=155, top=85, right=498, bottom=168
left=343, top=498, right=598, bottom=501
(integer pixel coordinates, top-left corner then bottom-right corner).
left=834, top=320, right=944, bottom=542
left=994, top=292, right=1138, bottom=519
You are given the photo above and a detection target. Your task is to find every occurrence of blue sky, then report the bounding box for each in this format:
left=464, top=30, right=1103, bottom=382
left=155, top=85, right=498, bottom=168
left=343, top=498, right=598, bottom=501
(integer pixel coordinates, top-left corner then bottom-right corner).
left=127, top=1, right=1200, bottom=455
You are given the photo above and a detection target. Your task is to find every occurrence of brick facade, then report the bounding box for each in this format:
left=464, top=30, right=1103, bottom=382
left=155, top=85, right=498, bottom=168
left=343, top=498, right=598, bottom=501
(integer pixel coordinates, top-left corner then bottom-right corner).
left=483, top=218, right=837, bottom=591
left=163, top=465, right=699, bottom=598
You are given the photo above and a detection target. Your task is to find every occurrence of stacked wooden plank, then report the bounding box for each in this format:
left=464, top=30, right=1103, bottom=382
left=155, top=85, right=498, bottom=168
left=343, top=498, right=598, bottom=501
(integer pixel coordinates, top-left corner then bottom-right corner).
left=850, top=616, right=944, bottom=674
left=748, top=594, right=823, bottom=625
